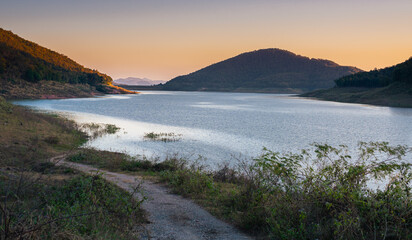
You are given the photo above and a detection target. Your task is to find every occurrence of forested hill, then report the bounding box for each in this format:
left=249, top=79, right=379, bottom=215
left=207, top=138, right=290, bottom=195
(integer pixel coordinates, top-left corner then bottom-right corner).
left=301, top=57, right=412, bottom=107
left=161, top=49, right=362, bottom=93
left=0, top=28, right=135, bottom=99
left=0, top=28, right=112, bottom=85
left=333, top=57, right=412, bottom=88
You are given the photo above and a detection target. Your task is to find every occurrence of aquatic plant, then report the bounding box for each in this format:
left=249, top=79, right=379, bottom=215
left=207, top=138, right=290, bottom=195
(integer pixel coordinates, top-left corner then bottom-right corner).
left=143, top=132, right=182, bottom=142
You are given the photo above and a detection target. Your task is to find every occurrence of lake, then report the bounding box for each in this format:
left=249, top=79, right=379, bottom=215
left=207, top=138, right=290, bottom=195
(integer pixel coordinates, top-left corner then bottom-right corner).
left=15, top=91, right=412, bottom=166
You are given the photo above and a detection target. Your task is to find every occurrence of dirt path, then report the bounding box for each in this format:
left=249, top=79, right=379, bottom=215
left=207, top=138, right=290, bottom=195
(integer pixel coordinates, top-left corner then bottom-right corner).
left=51, top=155, right=253, bottom=240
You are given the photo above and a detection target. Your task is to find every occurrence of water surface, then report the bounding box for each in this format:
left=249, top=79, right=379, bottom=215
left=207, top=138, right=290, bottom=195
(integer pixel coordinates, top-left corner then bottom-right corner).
left=15, top=91, right=412, bottom=165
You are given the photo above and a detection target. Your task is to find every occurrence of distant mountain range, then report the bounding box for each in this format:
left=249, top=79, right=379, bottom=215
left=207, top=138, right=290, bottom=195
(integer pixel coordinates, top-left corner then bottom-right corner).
left=114, top=77, right=166, bottom=86
left=302, top=57, right=412, bottom=107
left=0, top=28, right=132, bottom=99
left=161, top=49, right=362, bottom=93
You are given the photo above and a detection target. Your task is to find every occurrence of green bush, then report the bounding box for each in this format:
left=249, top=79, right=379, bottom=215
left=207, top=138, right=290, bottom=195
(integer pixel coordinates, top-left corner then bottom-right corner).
left=238, top=142, right=412, bottom=239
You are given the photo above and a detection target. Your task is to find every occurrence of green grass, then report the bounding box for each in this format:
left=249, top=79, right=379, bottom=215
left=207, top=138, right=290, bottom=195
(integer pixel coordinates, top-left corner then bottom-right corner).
left=68, top=148, right=184, bottom=173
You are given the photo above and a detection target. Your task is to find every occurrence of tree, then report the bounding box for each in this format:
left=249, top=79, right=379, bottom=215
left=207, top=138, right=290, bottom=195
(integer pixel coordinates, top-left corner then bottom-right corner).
left=23, top=68, right=41, bottom=83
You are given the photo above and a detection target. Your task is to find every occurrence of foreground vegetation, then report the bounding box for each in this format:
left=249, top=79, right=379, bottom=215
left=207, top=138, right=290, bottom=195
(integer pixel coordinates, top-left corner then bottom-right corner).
left=0, top=98, right=145, bottom=239
left=68, top=143, right=411, bottom=239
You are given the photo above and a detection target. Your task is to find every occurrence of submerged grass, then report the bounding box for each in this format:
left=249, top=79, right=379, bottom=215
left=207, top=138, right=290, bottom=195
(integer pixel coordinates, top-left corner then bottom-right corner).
left=143, top=132, right=182, bottom=142
left=78, top=122, right=120, bottom=139
left=68, top=142, right=412, bottom=239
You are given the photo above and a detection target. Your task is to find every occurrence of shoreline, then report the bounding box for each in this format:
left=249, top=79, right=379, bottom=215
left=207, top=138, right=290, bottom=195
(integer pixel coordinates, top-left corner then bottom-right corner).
left=300, top=82, right=412, bottom=108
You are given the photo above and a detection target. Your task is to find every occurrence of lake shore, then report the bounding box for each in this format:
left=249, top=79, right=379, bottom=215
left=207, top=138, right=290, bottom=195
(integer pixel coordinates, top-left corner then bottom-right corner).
left=300, top=82, right=412, bottom=108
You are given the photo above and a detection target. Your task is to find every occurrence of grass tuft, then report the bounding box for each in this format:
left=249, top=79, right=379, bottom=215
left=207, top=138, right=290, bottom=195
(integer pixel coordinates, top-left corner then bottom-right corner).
left=143, top=132, right=182, bottom=142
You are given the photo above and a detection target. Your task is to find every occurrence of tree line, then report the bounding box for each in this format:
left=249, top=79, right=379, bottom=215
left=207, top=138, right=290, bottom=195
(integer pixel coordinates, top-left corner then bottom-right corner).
left=335, top=57, right=412, bottom=88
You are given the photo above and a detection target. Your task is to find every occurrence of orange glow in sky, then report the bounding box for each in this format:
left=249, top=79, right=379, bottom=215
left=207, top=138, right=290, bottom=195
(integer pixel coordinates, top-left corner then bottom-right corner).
left=1, top=0, right=412, bottom=80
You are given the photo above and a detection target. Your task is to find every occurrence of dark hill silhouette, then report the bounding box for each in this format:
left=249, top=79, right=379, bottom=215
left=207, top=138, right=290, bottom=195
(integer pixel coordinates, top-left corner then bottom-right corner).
left=333, top=57, right=412, bottom=88
left=302, top=57, right=412, bottom=107
left=161, top=49, right=362, bottom=93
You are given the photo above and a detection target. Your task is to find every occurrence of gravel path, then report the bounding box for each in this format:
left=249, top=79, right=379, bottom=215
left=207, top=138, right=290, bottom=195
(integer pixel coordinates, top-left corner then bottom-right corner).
left=51, top=155, right=253, bottom=240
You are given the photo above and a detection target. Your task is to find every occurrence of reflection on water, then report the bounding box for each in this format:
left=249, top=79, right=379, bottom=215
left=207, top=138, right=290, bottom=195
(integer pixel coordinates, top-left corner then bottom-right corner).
left=14, top=91, right=412, bottom=165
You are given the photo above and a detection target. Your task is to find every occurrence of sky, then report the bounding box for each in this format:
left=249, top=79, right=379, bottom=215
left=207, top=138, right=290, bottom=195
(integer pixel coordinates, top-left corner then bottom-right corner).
left=1, top=0, right=412, bottom=80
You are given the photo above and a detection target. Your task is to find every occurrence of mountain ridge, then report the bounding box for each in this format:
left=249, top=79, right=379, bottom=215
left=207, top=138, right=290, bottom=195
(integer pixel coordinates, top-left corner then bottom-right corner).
left=0, top=28, right=134, bottom=99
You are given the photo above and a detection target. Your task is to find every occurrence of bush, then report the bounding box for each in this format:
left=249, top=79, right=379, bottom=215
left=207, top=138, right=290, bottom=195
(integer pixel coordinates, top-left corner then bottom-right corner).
left=236, top=142, right=412, bottom=239
left=0, top=173, right=145, bottom=239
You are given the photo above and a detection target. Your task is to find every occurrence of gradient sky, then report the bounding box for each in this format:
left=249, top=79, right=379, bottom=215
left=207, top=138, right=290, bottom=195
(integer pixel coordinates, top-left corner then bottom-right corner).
left=1, top=0, right=412, bottom=80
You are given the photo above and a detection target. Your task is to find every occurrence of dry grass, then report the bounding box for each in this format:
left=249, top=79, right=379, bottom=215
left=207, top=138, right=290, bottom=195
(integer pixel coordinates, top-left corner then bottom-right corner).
left=0, top=98, right=86, bottom=168
left=0, top=99, right=145, bottom=239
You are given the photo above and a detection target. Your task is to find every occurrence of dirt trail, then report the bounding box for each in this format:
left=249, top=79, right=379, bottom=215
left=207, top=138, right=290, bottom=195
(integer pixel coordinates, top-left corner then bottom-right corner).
left=51, top=155, right=253, bottom=240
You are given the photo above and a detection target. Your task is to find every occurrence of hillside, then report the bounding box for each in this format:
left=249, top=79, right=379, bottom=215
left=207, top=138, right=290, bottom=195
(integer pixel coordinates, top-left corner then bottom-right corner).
left=302, top=58, right=412, bottom=107
left=0, top=28, right=134, bottom=99
left=161, top=49, right=362, bottom=93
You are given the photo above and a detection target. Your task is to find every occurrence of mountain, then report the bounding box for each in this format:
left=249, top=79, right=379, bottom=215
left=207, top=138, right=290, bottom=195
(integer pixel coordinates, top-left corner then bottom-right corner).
left=301, top=58, right=412, bottom=107
left=114, top=77, right=166, bottom=86
left=0, top=28, right=133, bottom=99
left=161, top=48, right=362, bottom=93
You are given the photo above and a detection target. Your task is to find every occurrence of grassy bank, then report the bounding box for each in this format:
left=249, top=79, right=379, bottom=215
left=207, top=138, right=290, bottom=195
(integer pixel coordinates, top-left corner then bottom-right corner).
left=0, top=98, right=145, bottom=239
left=68, top=143, right=412, bottom=239
left=301, top=82, right=412, bottom=108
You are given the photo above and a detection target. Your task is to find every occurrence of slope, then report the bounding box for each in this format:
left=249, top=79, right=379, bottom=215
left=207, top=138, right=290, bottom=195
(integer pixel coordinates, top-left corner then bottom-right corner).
left=302, top=58, right=412, bottom=107
left=161, top=48, right=362, bottom=93
left=0, top=28, right=133, bottom=99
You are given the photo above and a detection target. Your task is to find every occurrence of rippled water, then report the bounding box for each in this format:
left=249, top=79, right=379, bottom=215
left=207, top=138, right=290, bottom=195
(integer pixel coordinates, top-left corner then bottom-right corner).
left=15, top=91, right=412, bottom=165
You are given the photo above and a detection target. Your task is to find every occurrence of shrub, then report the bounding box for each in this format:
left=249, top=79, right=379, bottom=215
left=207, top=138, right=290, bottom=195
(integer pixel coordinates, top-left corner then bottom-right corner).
left=0, top=173, right=145, bottom=239
left=240, top=142, right=412, bottom=239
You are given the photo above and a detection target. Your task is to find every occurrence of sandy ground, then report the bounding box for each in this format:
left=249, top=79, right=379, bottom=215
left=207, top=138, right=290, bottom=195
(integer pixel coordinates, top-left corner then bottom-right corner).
left=51, top=155, right=253, bottom=240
